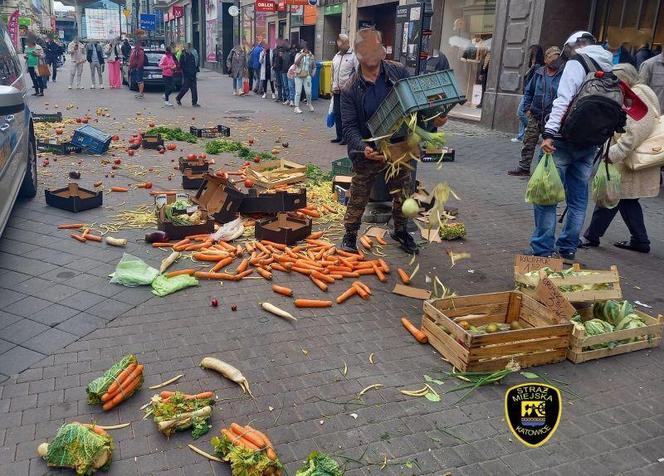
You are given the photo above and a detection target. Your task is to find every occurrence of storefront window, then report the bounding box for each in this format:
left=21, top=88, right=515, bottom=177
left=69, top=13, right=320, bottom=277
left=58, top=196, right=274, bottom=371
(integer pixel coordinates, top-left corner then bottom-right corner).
left=438, top=0, right=496, bottom=116
left=592, top=0, right=659, bottom=52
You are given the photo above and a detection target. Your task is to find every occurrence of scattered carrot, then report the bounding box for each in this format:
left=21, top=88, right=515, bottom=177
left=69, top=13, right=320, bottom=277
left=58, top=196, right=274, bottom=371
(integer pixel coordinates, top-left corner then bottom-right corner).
left=401, top=317, right=428, bottom=344
left=58, top=223, right=86, bottom=229
left=71, top=234, right=86, bottom=243
left=375, top=235, right=387, bottom=245
left=271, top=263, right=290, bottom=273
left=353, top=281, right=372, bottom=295
left=83, top=234, right=103, bottom=242
left=165, top=269, right=195, bottom=278
left=298, top=208, right=320, bottom=218
left=222, top=429, right=260, bottom=451
left=184, top=391, right=215, bottom=400
left=110, top=186, right=129, bottom=192
left=336, top=287, right=358, bottom=304
left=397, top=268, right=410, bottom=284
left=211, top=257, right=234, bottom=272
left=294, top=299, right=333, bottom=308
left=372, top=262, right=387, bottom=282
left=306, top=231, right=324, bottom=240
left=310, top=276, right=328, bottom=292
left=152, top=242, right=173, bottom=248
left=236, top=259, right=249, bottom=273
left=233, top=269, right=254, bottom=280
left=255, top=267, right=273, bottom=280
left=272, top=285, right=293, bottom=297
left=359, top=236, right=373, bottom=249
left=194, top=271, right=236, bottom=280
left=378, top=259, right=390, bottom=273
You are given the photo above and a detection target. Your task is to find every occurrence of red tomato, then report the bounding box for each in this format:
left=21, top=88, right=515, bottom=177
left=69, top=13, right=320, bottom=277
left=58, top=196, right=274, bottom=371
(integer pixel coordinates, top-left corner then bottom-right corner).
left=114, top=159, right=122, bottom=165
left=127, top=149, right=135, bottom=156
left=244, top=179, right=254, bottom=188
left=187, top=153, right=197, bottom=161
left=198, top=153, right=207, bottom=159
left=166, top=143, right=177, bottom=151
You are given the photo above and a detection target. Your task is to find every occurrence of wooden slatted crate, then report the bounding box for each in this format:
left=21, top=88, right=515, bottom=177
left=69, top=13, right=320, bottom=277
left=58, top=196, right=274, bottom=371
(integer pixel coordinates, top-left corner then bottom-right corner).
left=422, top=291, right=573, bottom=372
left=567, top=308, right=662, bottom=363
left=515, top=264, right=622, bottom=303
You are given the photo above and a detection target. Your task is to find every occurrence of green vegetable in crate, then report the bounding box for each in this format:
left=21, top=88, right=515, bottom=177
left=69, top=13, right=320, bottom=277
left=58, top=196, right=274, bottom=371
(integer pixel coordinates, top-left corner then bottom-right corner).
left=86, top=354, right=142, bottom=406
left=296, top=451, right=343, bottom=476
left=593, top=299, right=635, bottom=326
left=583, top=318, right=616, bottom=349
left=525, top=153, right=566, bottom=205
left=37, top=422, right=114, bottom=475
left=163, top=199, right=206, bottom=226
left=145, top=126, right=197, bottom=143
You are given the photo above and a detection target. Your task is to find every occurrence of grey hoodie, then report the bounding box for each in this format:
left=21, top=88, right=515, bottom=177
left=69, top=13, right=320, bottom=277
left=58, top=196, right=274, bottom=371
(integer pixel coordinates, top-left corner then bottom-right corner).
left=544, top=45, right=614, bottom=136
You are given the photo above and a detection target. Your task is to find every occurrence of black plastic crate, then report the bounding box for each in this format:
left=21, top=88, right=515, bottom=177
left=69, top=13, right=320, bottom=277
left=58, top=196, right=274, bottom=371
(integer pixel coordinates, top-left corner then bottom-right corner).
left=71, top=125, right=112, bottom=155
left=141, top=133, right=164, bottom=149
left=33, top=112, right=63, bottom=123
left=37, top=140, right=82, bottom=155
left=178, top=156, right=209, bottom=173
left=190, top=125, right=231, bottom=138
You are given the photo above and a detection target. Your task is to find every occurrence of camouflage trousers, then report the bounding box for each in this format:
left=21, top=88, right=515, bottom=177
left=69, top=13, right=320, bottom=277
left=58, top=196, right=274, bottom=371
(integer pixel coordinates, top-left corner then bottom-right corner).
left=343, top=158, right=412, bottom=233
left=519, top=115, right=544, bottom=172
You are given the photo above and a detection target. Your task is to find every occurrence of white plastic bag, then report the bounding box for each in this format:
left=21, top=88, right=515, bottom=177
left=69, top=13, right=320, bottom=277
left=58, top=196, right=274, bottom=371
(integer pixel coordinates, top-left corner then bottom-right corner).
left=211, top=217, right=244, bottom=242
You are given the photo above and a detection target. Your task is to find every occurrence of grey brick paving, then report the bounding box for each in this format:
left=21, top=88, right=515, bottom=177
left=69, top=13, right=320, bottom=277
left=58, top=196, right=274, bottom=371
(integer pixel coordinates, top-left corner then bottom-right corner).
left=0, top=66, right=662, bottom=475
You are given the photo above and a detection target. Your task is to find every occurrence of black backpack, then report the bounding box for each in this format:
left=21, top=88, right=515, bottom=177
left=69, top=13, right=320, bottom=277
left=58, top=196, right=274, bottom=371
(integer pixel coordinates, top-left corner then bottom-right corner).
left=560, top=54, right=626, bottom=147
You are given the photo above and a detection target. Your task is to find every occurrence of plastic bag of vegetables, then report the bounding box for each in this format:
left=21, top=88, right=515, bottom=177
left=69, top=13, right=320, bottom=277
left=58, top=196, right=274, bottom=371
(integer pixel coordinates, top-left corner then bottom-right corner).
left=525, top=153, right=565, bottom=206
left=592, top=159, right=621, bottom=209
left=109, top=253, right=159, bottom=287
left=37, top=422, right=114, bottom=475
left=296, top=451, right=343, bottom=476
left=151, top=274, right=198, bottom=297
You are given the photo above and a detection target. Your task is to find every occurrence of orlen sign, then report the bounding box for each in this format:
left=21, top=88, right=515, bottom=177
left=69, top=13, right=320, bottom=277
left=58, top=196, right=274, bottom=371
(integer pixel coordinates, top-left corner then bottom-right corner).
left=255, top=0, right=275, bottom=12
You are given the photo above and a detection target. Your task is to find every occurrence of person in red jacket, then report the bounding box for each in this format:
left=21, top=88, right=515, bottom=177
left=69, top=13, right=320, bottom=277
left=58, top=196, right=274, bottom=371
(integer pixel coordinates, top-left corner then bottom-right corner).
left=129, top=40, right=146, bottom=99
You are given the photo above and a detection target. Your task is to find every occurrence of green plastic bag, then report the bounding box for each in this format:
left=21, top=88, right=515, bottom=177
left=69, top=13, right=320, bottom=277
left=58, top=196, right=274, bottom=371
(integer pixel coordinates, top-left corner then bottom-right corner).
left=109, top=253, right=159, bottom=287
left=592, top=160, right=621, bottom=209
left=151, top=274, right=198, bottom=297
left=525, top=153, right=566, bottom=205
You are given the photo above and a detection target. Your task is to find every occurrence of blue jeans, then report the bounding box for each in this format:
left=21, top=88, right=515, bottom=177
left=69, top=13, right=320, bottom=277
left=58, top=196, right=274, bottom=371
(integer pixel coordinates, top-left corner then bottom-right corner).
left=281, top=72, right=290, bottom=101
left=288, top=77, right=296, bottom=102
left=530, top=140, right=597, bottom=257
left=516, top=96, right=527, bottom=140
left=232, top=76, right=242, bottom=91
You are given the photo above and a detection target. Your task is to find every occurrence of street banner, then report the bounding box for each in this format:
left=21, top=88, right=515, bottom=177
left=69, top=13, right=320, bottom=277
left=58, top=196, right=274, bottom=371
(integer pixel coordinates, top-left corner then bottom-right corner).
left=206, top=19, right=217, bottom=62
left=7, top=10, right=19, bottom=49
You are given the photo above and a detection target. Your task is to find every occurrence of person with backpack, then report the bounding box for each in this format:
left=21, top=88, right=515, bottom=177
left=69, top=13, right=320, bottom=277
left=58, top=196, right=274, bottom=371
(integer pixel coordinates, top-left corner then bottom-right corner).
left=531, top=31, right=624, bottom=261
left=509, top=46, right=563, bottom=176
left=582, top=64, right=661, bottom=254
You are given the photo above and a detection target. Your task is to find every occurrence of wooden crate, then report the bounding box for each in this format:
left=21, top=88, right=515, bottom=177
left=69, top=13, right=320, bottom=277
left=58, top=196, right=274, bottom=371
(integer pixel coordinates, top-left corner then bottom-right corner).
left=515, top=264, right=622, bottom=303
left=422, top=291, right=573, bottom=372
left=567, top=308, right=662, bottom=363
left=246, top=159, right=306, bottom=189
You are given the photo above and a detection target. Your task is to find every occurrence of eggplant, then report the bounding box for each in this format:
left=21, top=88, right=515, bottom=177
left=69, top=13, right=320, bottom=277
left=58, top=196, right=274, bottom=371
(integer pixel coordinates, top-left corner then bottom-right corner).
left=145, top=231, right=169, bottom=243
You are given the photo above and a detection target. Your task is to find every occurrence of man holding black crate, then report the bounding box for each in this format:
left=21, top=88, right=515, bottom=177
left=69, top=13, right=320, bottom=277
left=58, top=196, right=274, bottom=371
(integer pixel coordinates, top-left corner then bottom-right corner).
left=339, top=28, right=447, bottom=254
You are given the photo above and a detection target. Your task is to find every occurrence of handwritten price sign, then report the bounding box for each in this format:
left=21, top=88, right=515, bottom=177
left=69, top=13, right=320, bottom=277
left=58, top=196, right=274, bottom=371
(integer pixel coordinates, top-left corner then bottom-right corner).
left=536, top=277, right=575, bottom=322
left=515, top=255, right=563, bottom=274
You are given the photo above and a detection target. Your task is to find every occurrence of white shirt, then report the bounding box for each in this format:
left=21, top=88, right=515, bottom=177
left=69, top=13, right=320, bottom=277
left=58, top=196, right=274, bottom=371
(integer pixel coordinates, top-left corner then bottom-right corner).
left=332, top=49, right=358, bottom=93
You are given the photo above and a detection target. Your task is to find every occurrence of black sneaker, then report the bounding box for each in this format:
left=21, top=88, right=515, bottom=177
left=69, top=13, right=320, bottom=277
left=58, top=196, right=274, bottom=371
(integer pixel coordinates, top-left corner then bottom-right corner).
left=330, top=138, right=341, bottom=143
left=507, top=168, right=530, bottom=177
left=340, top=231, right=358, bottom=252
left=176, top=99, right=182, bottom=106
left=558, top=251, right=576, bottom=263
left=391, top=229, right=419, bottom=254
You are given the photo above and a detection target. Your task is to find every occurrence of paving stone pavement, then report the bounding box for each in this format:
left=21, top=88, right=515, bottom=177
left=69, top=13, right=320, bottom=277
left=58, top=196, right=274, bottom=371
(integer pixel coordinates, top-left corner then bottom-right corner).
left=0, top=63, right=663, bottom=475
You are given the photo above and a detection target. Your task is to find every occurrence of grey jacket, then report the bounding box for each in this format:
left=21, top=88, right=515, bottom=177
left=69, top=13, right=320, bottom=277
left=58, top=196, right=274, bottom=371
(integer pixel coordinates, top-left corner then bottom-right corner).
left=226, top=47, right=246, bottom=78
left=639, top=53, right=664, bottom=112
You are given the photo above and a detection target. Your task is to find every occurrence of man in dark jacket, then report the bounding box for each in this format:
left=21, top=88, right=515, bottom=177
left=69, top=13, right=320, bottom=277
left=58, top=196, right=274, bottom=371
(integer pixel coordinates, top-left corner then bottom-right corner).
left=44, top=37, right=62, bottom=82
left=248, top=41, right=263, bottom=93
left=509, top=46, right=563, bottom=176
left=272, top=39, right=284, bottom=102
left=340, top=28, right=446, bottom=254
left=121, top=39, right=131, bottom=61
left=176, top=48, right=199, bottom=106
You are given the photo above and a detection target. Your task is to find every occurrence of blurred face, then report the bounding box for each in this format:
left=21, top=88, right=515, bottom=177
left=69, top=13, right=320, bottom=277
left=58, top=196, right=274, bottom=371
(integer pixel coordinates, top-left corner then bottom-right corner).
left=356, top=32, right=385, bottom=68
left=544, top=51, right=560, bottom=66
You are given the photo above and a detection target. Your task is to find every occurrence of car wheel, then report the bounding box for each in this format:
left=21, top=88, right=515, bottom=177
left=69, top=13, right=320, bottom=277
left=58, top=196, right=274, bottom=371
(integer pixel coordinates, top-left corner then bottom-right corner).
left=18, top=128, right=37, bottom=199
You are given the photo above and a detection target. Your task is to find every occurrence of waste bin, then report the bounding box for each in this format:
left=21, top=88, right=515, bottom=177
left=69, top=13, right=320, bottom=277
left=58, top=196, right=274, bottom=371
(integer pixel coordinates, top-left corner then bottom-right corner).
left=319, top=61, right=333, bottom=98
left=311, top=61, right=322, bottom=100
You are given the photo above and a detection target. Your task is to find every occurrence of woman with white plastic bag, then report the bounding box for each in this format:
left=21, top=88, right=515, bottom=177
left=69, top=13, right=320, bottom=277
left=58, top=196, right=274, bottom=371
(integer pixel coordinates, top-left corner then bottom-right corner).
left=582, top=63, right=661, bottom=253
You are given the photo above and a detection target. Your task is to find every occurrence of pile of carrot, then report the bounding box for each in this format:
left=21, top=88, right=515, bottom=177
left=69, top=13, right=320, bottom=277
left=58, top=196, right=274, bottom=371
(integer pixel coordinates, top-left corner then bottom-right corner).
left=100, top=363, right=144, bottom=411
left=146, top=231, right=392, bottom=307
left=220, top=423, right=277, bottom=461
left=159, top=390, right=215, bottom=401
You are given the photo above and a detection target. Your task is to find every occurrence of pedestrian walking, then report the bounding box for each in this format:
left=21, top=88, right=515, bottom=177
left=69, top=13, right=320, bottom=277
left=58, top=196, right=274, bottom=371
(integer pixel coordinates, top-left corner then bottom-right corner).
left=582, top=64, right=661, bottom=254
left=331, top=34, right=357, bottom=144
left=87, top=40, right=104, bottom=89
left=606, top=37, right=636, bottom=67
left=292, top=43, right=316, bottom=114
left=639, top=49, right=664, bottom=111
left=512, top=45, right=544, bottom=143
left=227, top=44, right=247, bottom=95
left=44, top=37, right=61, bottom=82
left=176, top=47, right=199, bottom=107
left=635, top=43, right=653, bottom=69
left=259, top=44, right=275, bottom=99
left=106, top=38, right=123, bottom=88
left=68, top=38, right=86, bottom=89
left=187, top=43, right=200, bottom=69
left=159, top=46, right=178, bottom=106
left=282, top=41, right=295, bottom=105
left=531, top=31, right=621, bottom=261
left=508, top=46, right=563, bottom=176
left=129, top=40, right=146, bottom=99
left=339, top=28, right=447, bottom=254
left=272, top=40, right=284, bottom=101
left=121, top=38, right=131, bottom=62
left=24, top=38, right=45, bottom=96
left=248, top=41, right=263, bottom=93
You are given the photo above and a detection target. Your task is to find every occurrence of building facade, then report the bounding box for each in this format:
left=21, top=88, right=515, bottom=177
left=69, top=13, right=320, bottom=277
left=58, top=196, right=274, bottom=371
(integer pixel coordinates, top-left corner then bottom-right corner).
left=1, top=0, right=56, bottom=49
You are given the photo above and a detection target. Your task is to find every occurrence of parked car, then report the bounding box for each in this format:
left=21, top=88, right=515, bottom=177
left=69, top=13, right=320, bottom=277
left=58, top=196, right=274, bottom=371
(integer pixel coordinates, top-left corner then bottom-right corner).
left=0, top=23, right=37, bottom=237
left=121, top=48, right=182, bottom=91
